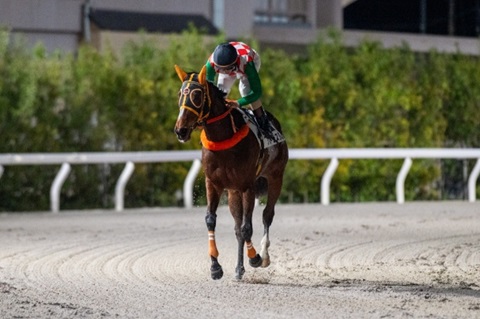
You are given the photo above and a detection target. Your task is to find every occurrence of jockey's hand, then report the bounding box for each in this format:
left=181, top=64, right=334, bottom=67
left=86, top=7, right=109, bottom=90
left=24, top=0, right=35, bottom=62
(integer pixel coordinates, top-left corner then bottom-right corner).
left=226, top=99, right=239, bottom=109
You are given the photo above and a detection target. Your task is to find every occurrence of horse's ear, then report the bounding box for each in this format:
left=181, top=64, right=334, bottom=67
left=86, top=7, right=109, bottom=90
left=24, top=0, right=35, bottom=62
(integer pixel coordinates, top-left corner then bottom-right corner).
left=198, top=65, right=207, bottom=85
left=174, top=64, right=187, bottom=81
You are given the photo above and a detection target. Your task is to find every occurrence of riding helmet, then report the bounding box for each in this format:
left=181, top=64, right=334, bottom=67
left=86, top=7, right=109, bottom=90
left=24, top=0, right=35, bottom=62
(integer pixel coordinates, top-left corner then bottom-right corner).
left=213, top=43, right=238, bottom=67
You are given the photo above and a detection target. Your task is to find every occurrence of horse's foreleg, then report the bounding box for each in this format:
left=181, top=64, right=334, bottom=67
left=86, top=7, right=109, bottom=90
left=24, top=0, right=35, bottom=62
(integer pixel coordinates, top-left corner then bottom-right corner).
left=247, top=241, right=262, bottom=268
left=206, top=182, right=223, bottom=280
left=206, top=212, right=223, bottom=279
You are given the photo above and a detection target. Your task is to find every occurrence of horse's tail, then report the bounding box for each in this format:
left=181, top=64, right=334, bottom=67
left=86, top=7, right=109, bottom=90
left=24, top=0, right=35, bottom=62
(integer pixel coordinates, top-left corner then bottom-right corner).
left=254, top=176, right=268, bottom=197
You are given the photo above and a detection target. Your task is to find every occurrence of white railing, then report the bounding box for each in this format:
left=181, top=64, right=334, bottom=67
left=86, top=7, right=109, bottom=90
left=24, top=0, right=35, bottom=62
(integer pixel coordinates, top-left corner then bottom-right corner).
left=289, top=148, right=480, bottom=205
left=0, top=148, right=479, bottom=212
left=0, top=151, right=201, bottom=212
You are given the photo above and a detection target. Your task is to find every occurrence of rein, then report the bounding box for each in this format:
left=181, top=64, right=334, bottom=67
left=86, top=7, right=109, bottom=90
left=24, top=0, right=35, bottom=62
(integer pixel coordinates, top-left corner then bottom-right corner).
left=206, top=107, right=232, bottom=125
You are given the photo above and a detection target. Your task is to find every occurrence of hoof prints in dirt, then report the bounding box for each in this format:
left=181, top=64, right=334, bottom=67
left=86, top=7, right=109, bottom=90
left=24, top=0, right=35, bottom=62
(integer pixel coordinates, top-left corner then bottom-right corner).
left=1, top=203, right=480, bottom=319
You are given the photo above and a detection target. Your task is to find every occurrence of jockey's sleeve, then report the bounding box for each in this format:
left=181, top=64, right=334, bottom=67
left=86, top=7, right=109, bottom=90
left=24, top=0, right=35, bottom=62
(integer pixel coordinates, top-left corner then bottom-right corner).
left=237, top=61, right=262, bottom=107
left=205, top=60, right=216, bottom=83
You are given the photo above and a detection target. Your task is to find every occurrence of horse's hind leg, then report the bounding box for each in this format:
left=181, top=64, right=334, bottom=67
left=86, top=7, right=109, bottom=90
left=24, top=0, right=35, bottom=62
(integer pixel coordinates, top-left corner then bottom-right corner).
left=260, top=211, right=272, bottom=268
left=229, top=190, right=245, bottom=279
left=242, top=190, right=263, bottom=270
left=260, top=176, right=283, bottom=268
left=229, top=189, right=261, bottom=280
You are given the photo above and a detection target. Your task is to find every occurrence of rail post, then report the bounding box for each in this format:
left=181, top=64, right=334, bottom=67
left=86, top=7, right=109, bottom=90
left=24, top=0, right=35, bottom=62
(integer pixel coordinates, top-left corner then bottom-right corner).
left=184, top=159, right=202, bottom=209
left=468, top=158, right=480, bottom=202
left=321, top=158, right=339, bottom=205
left=50, top=163, right=71, bottom=213
left=115, top=161, right=135, bottom=211
left=396, top=157, right=412, bottom=204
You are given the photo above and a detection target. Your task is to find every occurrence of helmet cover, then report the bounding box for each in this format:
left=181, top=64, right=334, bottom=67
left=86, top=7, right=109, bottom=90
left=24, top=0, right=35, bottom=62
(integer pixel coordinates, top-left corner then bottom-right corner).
left=213, top=43, right=238, bottom=67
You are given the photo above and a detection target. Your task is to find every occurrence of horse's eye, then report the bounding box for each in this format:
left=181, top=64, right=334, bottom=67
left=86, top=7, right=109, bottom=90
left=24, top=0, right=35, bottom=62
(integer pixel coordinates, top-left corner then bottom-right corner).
left=190, top=89, right=203, bottom=108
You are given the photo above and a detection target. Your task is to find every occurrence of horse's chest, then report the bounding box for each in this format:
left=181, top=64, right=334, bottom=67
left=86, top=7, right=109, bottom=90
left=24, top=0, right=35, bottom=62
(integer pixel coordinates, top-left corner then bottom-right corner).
left=204, top=160, right=256, bottom=188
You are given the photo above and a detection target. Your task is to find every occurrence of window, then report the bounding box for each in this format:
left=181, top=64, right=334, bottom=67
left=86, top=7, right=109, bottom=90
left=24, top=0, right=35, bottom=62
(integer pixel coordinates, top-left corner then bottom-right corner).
left=254, top=0, right=308, bottom=24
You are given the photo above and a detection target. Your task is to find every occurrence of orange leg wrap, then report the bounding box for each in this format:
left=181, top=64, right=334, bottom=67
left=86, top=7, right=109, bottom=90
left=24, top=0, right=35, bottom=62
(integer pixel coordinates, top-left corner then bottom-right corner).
left=208, top=231, right=219, bottom=258
left=246, top=241, right=257, bottom=259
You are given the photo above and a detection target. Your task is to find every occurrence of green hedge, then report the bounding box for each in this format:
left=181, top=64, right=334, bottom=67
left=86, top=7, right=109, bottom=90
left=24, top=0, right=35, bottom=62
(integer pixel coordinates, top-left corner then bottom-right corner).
left=0, top=29, right=479, bottom=211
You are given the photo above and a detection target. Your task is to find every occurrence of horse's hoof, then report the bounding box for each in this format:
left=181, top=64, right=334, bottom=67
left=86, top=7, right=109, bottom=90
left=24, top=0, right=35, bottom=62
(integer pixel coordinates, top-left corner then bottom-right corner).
left=249, top=254, right=263, bottom=268
left=211, top=264, right=224, bottom=280
left=235, top=266, right=245, bottom=280
left=261, top=256, right=271, bottom=268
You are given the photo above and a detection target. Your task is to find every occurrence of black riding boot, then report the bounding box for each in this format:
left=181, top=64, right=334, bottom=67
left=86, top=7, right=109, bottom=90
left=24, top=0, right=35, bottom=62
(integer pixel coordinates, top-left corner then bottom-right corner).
left=254, top=107, right=270, bottom=131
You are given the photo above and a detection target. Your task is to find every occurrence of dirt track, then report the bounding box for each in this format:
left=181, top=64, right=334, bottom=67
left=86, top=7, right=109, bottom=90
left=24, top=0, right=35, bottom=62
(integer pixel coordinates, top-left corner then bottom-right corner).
left=1, top=202, right=480, bottom=318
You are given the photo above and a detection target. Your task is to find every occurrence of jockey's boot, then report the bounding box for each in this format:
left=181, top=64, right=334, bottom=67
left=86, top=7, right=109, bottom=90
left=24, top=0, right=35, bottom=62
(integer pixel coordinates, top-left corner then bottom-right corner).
left=254, top=106, right=270, bottom=133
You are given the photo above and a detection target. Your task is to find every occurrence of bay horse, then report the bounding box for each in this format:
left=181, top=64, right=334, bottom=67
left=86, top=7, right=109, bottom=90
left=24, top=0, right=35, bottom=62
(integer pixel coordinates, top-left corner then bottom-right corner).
left=173, top=64, right=288, bottom=280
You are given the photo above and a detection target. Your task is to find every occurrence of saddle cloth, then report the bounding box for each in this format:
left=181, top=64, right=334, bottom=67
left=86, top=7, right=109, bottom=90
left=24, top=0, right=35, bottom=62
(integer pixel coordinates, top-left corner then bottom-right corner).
left=238, top=109, right=285, bottom=149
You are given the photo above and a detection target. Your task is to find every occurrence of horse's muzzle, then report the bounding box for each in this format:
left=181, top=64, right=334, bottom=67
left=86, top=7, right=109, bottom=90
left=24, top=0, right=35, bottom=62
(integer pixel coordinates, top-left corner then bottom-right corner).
left=174, top=127, right=191, bottom=142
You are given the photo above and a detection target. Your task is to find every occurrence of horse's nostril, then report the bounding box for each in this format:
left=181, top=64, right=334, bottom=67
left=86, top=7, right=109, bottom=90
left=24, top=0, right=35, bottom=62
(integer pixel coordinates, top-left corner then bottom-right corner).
left=175, top=127, right=188, bottom=138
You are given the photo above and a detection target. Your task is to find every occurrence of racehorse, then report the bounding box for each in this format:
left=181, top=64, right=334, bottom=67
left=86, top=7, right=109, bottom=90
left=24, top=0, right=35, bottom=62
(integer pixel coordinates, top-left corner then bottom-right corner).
left=173, top=65, right=288, bottom=280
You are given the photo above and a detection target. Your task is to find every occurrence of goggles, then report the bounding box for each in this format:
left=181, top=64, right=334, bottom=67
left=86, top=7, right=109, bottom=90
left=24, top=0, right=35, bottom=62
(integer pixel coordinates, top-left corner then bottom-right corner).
left=217, top=63, right=237, bottom=73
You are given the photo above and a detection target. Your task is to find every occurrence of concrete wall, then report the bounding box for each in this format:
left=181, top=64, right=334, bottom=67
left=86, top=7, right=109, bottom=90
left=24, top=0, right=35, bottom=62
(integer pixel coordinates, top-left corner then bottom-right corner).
left=88, top=0, right=211, bottom=19
left=0, top=0, right=212, bottom=52
left=316, top=0, right=343, bottom=28
left=0, top=0, right=83, bottom=51
left=0, top=0, right=344, bottom=52
left=1, top=0, right=477, bottom=55
left=222, top=0, right=256, bottom=39
left=92, top=29, right=217, bottom=54
left=254, top=24, right=480, bottom=55
left=0, top=0, right=82, bottom=31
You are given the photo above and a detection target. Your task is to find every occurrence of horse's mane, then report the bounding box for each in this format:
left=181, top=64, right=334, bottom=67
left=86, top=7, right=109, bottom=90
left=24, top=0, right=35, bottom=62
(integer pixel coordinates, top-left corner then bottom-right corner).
left=185, top=71, right=227, bottom=101
left=208, top=81, right=227, bottom=101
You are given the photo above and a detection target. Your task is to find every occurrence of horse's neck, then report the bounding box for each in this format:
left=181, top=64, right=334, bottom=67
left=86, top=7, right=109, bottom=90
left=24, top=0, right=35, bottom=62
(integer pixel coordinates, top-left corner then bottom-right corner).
left=203, top=88, right=241, bottom=142
left=205, top=83, right=225, bottom=114
left=208, top=97, right=229, bottom=119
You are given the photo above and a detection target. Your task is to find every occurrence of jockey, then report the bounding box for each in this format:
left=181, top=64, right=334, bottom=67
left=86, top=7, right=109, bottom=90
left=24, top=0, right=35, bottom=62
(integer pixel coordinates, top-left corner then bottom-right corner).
left=205, top=41, right=270, bottom=131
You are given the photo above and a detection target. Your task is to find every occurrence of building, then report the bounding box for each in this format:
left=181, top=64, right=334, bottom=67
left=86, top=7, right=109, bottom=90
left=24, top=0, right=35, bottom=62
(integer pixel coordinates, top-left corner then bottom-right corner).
left=0, top=0, right=479, bottom=55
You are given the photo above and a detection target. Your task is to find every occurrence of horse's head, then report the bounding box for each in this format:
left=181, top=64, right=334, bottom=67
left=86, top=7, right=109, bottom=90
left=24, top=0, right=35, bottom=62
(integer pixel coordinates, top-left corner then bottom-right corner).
left=173, top=65, right=210, bottom=143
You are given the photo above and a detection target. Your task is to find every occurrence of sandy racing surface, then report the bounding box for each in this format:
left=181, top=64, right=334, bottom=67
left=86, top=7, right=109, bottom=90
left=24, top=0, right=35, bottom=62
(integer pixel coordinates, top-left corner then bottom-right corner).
left=1, top=201, right=480, bottom=318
